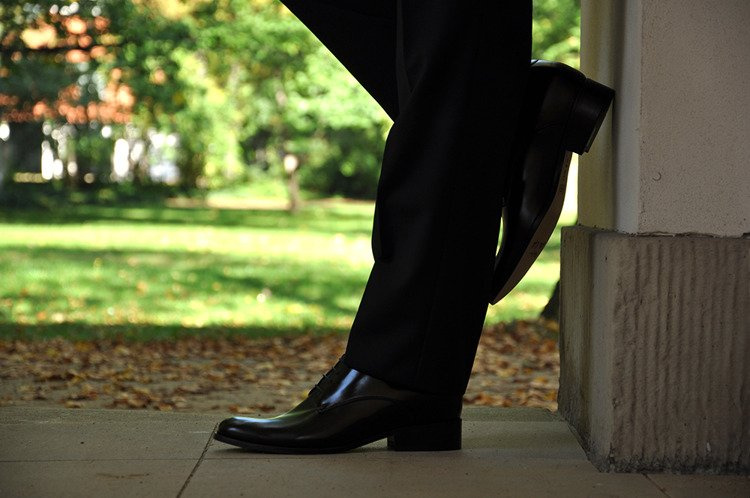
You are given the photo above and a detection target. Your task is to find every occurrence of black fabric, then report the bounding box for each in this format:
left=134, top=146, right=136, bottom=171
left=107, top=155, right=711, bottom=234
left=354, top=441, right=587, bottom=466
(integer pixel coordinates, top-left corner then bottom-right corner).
left=279, top=0, right=532, bottom=395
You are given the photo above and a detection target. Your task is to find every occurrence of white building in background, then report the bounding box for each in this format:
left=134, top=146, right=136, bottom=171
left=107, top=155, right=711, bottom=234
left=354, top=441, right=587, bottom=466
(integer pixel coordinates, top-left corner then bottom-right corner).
left=145, top=131, right=180, bottom=184
left=40, top=140, right=58, bottom=181
left=1, top=121, right=182, bottom=185
left=111, top=129, right=180, bottom=184
left=112, top=137, right=129, bottom=180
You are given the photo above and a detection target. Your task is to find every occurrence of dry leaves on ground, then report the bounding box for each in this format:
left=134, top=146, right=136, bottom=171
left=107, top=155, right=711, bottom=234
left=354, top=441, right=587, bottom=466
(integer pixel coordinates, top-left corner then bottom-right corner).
left=0, top=320, right=559, bottom=415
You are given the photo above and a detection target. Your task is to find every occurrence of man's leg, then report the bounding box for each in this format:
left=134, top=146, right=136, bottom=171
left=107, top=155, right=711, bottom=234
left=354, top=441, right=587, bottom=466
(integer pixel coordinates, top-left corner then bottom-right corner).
left=282, top=0, right=532, bottom=395
left=214, top=0, right=532, bottom=454
left=346, top=0, right=531, bottom=396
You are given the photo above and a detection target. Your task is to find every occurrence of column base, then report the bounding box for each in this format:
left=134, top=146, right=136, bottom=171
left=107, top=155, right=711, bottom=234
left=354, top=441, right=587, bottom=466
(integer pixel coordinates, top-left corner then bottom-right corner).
left=559, top=226, right=750, bottom=473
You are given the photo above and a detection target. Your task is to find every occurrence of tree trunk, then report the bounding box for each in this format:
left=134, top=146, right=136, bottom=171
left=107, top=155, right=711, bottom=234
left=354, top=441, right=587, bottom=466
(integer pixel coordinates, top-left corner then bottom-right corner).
left=283, top=152, right=300, bottom=214
left=64, top=128, right=78, bottom=189
left=0, top=140, right=10, bottom=194
left=540, top=280, right=560, bottom=321
left=287, top=169, right=300, bottom=213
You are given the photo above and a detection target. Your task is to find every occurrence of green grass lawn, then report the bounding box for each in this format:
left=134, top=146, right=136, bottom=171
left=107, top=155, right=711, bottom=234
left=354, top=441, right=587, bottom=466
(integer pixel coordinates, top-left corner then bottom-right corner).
left=0, top=193, right=574, bottom=341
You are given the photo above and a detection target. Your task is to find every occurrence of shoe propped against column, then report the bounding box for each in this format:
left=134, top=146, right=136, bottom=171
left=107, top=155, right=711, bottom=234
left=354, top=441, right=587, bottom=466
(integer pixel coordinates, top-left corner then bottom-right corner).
left=214, top=357, right=462, bottom=453
left=489, top=60, right=615, bottom=304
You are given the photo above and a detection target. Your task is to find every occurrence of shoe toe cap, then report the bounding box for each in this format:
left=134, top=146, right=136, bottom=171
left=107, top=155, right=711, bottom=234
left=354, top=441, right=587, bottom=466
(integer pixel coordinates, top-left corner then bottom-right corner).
left=217, top=416, right=260, bottom=437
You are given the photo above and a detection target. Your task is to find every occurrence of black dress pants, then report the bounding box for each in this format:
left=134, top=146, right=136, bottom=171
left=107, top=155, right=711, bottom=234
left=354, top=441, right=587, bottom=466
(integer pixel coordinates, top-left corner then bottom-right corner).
left=280, top=0, right=532, bottom=396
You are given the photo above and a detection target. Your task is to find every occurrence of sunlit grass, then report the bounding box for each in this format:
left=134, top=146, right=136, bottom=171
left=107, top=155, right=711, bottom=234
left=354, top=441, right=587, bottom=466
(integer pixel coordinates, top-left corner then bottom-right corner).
left=0, top=168, right=578, bottom=340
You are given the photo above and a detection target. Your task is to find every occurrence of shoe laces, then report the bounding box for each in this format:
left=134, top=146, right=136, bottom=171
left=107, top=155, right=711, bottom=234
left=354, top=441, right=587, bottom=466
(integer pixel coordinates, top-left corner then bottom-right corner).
left=307, top=358, right=343, bottom=396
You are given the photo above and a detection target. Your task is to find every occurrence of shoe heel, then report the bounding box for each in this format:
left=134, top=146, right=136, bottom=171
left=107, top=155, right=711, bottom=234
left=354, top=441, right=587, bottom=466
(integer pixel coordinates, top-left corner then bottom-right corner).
left=564, top=78, right=615, bottom=154
left=387, top=419, right=461, bottom=451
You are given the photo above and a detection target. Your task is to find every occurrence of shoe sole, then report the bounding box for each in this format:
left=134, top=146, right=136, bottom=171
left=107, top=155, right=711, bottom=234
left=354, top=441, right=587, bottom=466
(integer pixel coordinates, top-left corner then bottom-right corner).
left=213, top=431, right=379, bottom=454
left=492, top=150, right=573, bottom=304
left=490, top=75, right=614, bottom=305
left=213, top=418, right=462, bottom=454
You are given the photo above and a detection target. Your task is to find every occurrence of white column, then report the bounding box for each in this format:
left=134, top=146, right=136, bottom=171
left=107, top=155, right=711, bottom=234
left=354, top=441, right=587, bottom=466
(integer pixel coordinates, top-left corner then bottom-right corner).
left=560, top=0, right=750, bottom=473
left=578, top=0, right=750, bottom=235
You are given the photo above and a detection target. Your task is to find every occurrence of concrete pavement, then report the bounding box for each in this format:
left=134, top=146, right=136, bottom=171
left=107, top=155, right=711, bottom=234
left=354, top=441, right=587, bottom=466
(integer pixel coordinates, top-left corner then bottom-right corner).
left=1, top=406, right=748, bottom=497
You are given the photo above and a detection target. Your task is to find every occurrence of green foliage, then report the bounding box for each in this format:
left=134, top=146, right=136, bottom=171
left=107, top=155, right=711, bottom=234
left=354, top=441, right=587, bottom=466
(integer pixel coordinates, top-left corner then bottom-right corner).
left=533, top=0, right=581, bottom=67
left=1, top=0, right=581, bottom=197
left=71, top=123, right=114, bottom=178
left=190, top=0, right=387, bottom=198
left=0, top=1, right=194, bottom=113
left=1, top=1, right=81, bottom=105
left=298, top=127, right=384, bottom=199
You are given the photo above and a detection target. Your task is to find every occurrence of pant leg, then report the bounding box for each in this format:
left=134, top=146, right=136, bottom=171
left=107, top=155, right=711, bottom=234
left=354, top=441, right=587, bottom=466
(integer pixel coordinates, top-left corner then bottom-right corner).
left=281, top=0, right=531, bottom=395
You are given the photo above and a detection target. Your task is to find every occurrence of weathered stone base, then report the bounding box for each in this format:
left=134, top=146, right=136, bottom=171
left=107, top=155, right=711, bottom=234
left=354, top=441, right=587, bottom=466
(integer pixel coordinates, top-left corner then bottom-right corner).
left=559, top=226, right=750, bottom=473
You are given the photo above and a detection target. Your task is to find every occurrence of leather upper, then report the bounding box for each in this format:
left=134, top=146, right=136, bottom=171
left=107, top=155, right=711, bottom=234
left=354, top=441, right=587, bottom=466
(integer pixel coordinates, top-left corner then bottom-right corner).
left=216, top=358, right=462, bottom=450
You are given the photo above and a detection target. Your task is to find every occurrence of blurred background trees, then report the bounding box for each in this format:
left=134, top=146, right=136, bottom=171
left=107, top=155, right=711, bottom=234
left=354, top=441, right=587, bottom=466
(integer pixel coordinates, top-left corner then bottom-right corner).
left=0, top=0, right=580, bottom=205
left=532, top=0, right=580, bottom=67
left=0, top=0, right=580, bottom=342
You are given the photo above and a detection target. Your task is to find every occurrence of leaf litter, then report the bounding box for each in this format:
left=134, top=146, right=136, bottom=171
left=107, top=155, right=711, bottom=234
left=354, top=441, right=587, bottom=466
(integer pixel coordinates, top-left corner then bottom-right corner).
left=0, top=320, right=559, bottom=415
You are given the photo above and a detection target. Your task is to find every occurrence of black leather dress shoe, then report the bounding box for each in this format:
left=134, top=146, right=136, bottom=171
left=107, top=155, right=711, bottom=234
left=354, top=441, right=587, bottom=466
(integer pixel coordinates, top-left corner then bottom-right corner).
left=489, top=60, right=615, bottom=304
left=214, top=358, right=462, bottom=453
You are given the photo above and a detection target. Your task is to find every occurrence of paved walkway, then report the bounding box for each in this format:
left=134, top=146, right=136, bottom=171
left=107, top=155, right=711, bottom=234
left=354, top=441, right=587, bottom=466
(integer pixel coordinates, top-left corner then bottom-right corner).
left=1, top=406, right=748, bottom=497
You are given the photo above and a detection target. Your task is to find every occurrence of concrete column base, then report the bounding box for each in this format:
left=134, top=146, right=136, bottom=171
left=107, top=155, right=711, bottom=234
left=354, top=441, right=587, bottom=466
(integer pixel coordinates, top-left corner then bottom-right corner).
left=559, top=226, right=750, bottom=473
